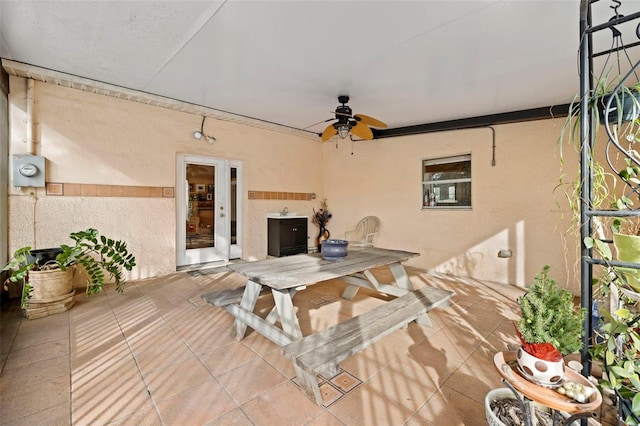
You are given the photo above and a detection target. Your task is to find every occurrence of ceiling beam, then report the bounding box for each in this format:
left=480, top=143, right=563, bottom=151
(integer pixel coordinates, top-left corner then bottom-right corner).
left=372, top=104, right=571, bottom=139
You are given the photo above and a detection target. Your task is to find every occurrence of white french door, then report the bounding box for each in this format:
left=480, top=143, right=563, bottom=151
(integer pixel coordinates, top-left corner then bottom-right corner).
left=176, top=154, right=242, bottom=267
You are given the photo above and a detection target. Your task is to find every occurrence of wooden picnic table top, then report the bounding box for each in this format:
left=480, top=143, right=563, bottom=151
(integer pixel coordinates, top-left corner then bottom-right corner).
left=227, top=246, right=419, bottom=290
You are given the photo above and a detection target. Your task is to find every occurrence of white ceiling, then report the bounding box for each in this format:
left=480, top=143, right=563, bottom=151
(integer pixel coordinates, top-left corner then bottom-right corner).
left=1, top=1, right=640, bottom=139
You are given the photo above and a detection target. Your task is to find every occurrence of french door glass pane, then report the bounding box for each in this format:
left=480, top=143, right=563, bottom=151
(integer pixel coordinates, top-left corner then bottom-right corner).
left=186, top=163, right=215, bottom=250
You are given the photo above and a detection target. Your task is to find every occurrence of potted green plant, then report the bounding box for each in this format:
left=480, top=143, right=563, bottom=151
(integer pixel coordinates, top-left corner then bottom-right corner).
left=514, top=265, right=586, bottom=386
left=591, top=303, right=640, bottom=425
left=3, top=228, right=136, bottom=311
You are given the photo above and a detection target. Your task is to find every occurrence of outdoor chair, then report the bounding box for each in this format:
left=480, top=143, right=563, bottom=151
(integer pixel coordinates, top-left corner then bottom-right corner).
left=344, top=216, right=380, bottom=247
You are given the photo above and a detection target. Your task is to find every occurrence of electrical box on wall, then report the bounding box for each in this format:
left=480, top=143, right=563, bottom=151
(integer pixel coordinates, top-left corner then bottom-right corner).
left=13, top=154, right=46, bottom=188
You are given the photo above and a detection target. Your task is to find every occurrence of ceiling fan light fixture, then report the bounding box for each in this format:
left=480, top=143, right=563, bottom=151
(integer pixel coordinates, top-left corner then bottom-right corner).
left=337, top=124, right=350, bottom=139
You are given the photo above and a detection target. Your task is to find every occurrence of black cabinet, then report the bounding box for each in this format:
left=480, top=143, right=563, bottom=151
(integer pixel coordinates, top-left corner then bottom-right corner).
left=268, top=218, right=308, bottom=257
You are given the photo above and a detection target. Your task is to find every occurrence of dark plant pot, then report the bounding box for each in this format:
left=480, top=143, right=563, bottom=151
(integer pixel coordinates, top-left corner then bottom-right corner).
left=321, top=239, right=348, bottom=260
left=27, top=248, right=62, bottom=266
left=598, top=89, right=640, bottom=123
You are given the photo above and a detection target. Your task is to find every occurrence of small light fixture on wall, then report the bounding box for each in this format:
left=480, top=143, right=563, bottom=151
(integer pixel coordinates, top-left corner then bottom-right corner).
left=193, top=116, right=217, bottom=144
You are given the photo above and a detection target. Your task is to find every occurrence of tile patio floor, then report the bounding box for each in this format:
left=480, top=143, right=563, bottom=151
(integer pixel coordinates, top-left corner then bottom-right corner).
left=0, top=266, right=609, bottom=425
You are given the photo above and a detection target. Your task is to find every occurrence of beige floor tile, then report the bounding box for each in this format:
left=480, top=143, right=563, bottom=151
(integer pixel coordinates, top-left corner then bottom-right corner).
left=240, top=332, right=280, bottom=356
left=404, top=413, right=437, bottom=426
left=155, top=378, right=237, bottom=425
left=115, top=305, right=165, bottom=339
left=16, top=309, right=70, bottom=334
left=72, top=338, right=134, bottom=377
left=9, top=323, right=69, bottom=351
left=305, top=411, right=347, bottom=426
left=262, top=348, right=297, bottom=379
left=413, top=328, right=467, bottom=364
left=1, top=375, right=70, bottom=423
left=0, top=354, right=69, bottom=391
left=440, top=348, right=504, bottom=404
left=102, top=405, right=162, bottom=426
left=241, top=380, right=324, bottom=425
left=328, top=382, right=416, bottom=425
left=0, top=267, right=569, bottom=426
left=366, top=349, right=458, bottom=411
left=436, top=324, right=486, bottom=361
left=71, top=358, right=152, bottom=425
left=339, top=346, right=393, bottom=382
left=217, top=358, right=287, bottom=405
left=365, top=328, right=414, bottom=362
left=144, top=356, right=213, bottom=402
left=207, top=407, right=254, bottom=425
left=201, top=341, right=261, bottom=376
left=299, top=311, right=352, bottom=336
left=484, top=319, right=522, bottom=351
left=2, top=401, right=70, bottom=426
left=129, top=333, right=194, bottom=373
left=201, top=305, right=237, bottom=328
left=4, top=338, right=69, bottom=370
left=415, top=386, right=485, bottom=425
left=177, top=323, right=237, bottom=356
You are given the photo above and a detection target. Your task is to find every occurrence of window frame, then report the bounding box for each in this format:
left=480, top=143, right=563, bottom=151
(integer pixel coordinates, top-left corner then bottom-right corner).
left=421, top=154, right=471, bottom=210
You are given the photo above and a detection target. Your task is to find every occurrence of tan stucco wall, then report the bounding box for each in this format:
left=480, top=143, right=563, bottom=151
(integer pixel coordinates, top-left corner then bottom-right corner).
left=6, top=75, right=581, bottom=292
left=7, top=77, right=322, bottom=279
left=321, top=121, right=580, bottom=292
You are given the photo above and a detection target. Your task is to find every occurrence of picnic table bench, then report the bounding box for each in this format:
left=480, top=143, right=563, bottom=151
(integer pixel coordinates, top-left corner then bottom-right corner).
left=281, top=285, right=453, bottom=405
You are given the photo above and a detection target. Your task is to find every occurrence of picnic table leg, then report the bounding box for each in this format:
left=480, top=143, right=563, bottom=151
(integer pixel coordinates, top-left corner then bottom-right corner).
left=231, top=280, right=263, bottom=340
left=272, top=289, right=303, bottom=340
left=341, top=271, right=378, bottom=300
left=389, top=262, right=432, bottom=326
left=264, top=288, right=300, bottom=324
left=341, top=283, right=360, bottom=300
left=389, top=262, right=412, bottom=291
left=292, top=364, right=324, bottom=406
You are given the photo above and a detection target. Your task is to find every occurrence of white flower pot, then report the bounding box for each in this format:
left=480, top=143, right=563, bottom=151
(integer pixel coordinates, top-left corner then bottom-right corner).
left=516, top=346, right=565, bottom=387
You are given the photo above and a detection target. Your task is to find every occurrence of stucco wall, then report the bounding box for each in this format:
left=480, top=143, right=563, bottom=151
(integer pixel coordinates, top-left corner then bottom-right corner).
left=6, top=75, right=581, bottom=292
left=7, top=77, right=323, bottom=279
left=322, top=122, right=580, bottom=292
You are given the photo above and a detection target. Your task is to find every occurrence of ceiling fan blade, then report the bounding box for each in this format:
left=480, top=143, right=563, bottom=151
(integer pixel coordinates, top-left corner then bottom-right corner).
left=355, top=114, right=387, bottom=128
left=321, top=124, right=338, bottom=141
left=351, top=122, right=374, bottom=139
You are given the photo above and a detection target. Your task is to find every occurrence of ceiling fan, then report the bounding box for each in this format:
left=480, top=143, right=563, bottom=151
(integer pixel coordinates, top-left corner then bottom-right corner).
left=320, top=95, right=387, bottom=142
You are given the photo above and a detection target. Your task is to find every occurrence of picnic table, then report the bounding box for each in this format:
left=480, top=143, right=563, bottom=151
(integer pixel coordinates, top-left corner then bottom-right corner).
left=202, top=246, right=454, bottom=405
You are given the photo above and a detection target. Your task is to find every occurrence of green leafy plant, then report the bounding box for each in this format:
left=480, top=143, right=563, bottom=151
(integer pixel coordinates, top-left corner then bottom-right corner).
left=516, top=265, right=586, bottom=356
left=3, top=228, right=137, bottom=307
left=591, top=306, right=640, bottom=425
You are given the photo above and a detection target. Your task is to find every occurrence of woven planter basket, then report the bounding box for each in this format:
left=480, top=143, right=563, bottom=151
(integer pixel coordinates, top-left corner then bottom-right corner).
left=27, top=267, right=74, bottom=302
